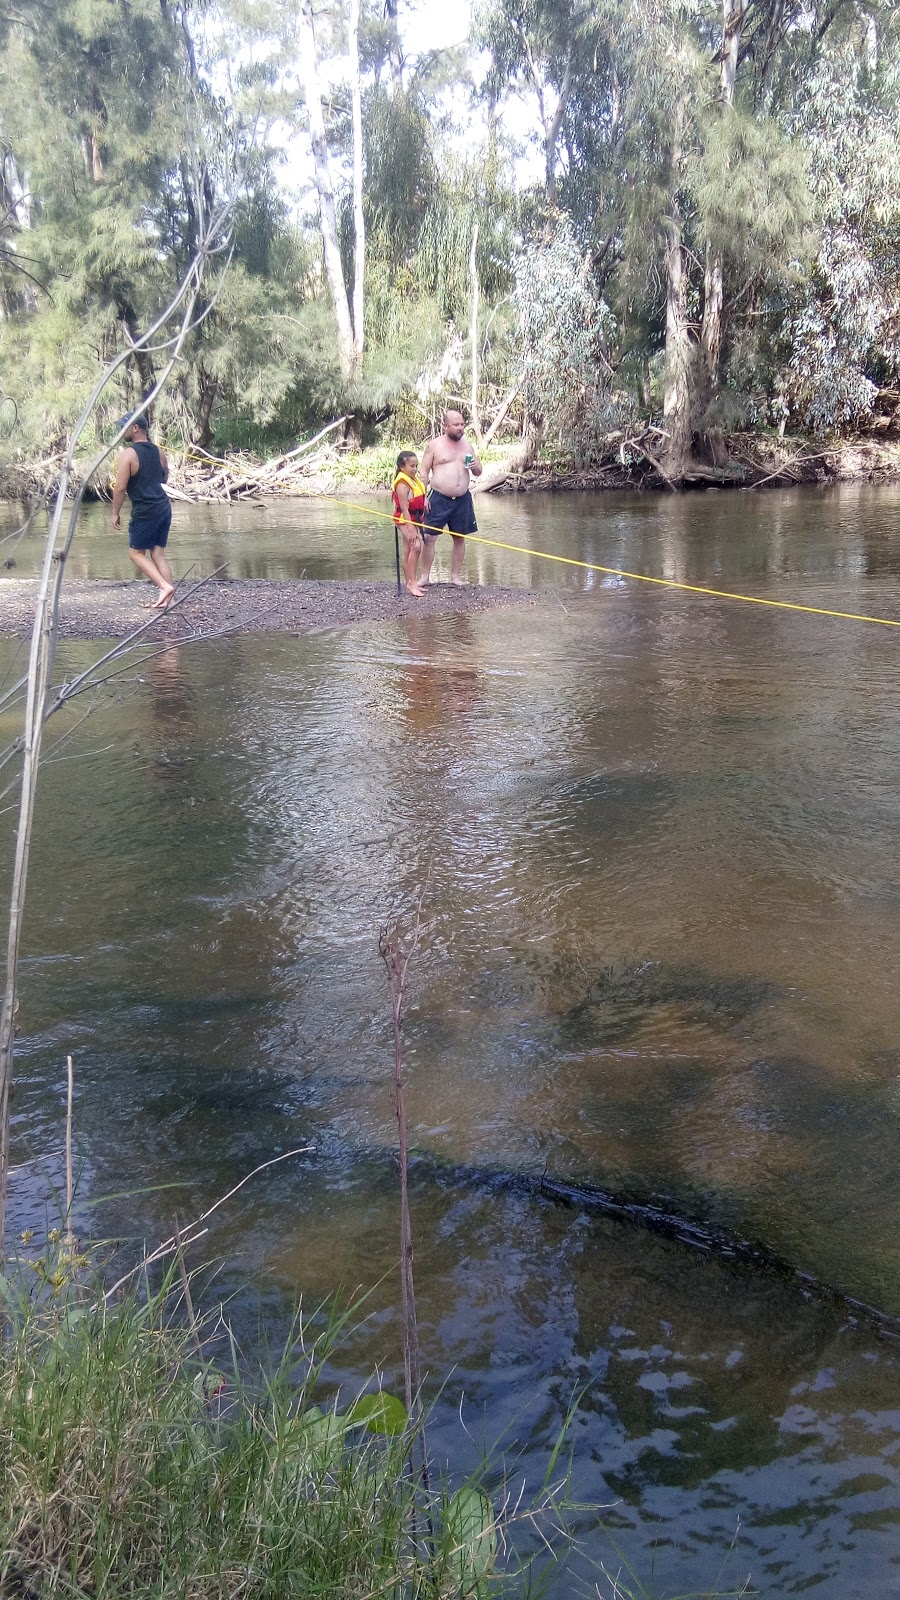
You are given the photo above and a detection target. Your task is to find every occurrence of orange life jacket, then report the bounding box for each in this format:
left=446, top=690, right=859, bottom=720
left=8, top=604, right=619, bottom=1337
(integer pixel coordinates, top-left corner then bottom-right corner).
left=392, top=471, right=426, bottom=525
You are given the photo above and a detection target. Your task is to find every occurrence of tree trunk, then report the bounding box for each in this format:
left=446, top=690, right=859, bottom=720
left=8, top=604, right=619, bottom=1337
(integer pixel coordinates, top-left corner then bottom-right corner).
left=474, top=416, right=541, bottom=493
left=662, top=146, right=693, bottom=484
left=663, top=233, right=692, bottom=481
left=469, top=220, right=481, bottom=443
left=349, top=0, right=365, bottom=379
left=382, top=0, right=404, bottom=91
left=699, top=0, right=747, bottom=411
left=194, top=368, right=218, bottom=448
left=699, top=251, right=728, bottom=463
left=517, top=27, right=571, bottom=207
left=544, top=53, right=572, bottom=207
left=297, top=0, right=355, bottom=384
left=116, top=295, right=156, bottom=399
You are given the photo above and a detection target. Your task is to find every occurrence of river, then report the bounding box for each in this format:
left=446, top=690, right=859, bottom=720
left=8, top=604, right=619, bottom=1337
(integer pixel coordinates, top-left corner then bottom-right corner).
left=2, top=485, right=900, bottom=1596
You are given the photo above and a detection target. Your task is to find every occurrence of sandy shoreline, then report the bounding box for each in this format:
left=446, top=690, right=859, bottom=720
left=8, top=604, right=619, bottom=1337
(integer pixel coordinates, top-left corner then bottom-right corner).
left=0, top=576, right=540, bottom=641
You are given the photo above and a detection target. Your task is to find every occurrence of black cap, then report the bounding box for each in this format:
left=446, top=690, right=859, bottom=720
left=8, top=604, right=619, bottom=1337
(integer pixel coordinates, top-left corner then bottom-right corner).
left=114, top=411, right=147, bottom=434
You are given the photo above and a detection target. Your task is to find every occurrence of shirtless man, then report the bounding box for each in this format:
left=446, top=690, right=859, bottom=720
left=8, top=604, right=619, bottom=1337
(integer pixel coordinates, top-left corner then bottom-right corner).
left=420, top=409, right=483, bottom=586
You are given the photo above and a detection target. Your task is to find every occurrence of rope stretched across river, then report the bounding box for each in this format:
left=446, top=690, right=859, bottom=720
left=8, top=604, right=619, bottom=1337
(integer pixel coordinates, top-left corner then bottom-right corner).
left=337, top=496, right=900, bottom=632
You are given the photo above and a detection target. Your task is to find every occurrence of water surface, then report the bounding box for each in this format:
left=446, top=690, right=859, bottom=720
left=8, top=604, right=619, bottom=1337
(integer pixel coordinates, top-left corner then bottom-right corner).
left=2, top=485, right=900, bottom=1597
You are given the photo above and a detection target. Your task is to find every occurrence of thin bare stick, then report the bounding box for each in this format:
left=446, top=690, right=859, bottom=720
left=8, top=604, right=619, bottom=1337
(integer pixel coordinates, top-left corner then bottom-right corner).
left=257, top=416, right=349, bottom=471
left=0, top=674, right=31, bottom=715
left=102, top=1146, right=310, bottom=1302
left=379, top=904, right=427, bottom=1458
left=65, top=1053, right=74, bottom=1252
left=51, top=603, right=273, bottom=703
left=747, top=450, right=830, bottom=489
left=482, top=381, right=523, bottom=448
left=43, top=564, right=230, bottom=717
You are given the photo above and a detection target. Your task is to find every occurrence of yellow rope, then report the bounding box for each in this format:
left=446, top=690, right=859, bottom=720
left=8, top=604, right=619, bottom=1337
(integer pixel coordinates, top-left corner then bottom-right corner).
left=336, top=496, right=900, bottom=631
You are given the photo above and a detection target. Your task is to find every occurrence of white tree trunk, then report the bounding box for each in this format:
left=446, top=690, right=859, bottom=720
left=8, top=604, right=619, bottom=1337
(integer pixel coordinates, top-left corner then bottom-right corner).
left=663, top=206, right=693, bottom=482
left=297, top=0, right=355, bottom=384
left=700, top=0, right=747, bottom=400
left=349, top=0, right=365, bottom=378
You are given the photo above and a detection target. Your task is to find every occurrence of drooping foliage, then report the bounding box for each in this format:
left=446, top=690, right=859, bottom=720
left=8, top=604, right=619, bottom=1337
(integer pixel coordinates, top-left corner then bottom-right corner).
left=513, top=222, right=620, bottom=465
left=773, top=7, right=900, bottom=433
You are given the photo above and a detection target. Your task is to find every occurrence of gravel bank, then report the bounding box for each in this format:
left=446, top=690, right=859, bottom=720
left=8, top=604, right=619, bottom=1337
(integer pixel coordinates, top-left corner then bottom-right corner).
left=0, top=576, right=540, bottom=641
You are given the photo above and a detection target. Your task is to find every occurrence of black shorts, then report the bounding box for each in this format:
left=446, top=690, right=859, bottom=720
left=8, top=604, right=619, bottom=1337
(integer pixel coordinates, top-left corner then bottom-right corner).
left=425, top=489, right=478, bottom=537
left=129, top=502, right=172, bottom=551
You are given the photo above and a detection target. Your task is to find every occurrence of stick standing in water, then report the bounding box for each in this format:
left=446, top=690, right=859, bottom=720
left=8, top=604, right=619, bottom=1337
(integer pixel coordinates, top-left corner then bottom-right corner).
left=112, top=414, right=175, bottom=608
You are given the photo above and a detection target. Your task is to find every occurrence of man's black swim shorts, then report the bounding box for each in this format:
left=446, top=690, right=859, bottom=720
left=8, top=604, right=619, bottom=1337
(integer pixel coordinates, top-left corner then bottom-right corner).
left=425, top=488, right=478, bottom=537
left=129, top=502, right=172, bottom=551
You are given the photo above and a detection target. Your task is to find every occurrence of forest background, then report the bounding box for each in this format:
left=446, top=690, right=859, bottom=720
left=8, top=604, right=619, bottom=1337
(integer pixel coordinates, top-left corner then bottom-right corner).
left=1, top=0, right=899, bottom=488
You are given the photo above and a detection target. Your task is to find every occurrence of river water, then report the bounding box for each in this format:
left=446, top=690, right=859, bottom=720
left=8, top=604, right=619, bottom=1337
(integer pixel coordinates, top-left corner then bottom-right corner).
left=2, top=486, right=900, bottom=1596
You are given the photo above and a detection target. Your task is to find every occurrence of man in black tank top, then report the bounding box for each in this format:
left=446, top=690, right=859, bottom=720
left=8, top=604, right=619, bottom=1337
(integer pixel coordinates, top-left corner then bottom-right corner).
left=111, top=414, right=175, bottom=609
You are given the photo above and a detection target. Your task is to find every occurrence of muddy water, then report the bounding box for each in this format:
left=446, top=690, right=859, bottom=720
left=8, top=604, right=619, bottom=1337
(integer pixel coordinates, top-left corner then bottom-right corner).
left=2, top=485, right=900, bottom=1595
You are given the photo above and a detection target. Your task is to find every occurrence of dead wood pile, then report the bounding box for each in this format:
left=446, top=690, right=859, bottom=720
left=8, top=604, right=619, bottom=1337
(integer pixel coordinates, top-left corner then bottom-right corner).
left=0, top=417, right=354, bottom=506
left=163, top=416, right=351, bottom=503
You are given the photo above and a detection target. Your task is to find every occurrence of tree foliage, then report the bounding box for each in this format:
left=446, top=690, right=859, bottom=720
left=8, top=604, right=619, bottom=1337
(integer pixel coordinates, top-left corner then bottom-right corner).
left=1, top=0, right=900, bottom=468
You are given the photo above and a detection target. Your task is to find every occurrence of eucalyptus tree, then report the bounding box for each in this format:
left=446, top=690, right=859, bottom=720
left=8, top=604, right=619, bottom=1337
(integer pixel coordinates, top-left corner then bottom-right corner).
left=478, top=0, right=818, bottom=475
left=295, top=0, right=360, bottom=383
left=769, top=0, right=900, bottom=432
left=478, top=0, right=577, bottom=206
left=513, top=220, right=617, bottom=465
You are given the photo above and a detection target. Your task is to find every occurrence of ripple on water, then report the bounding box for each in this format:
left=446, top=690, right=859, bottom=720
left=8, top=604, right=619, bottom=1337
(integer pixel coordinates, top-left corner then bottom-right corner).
left=4, top=487, right=900, bottom=1596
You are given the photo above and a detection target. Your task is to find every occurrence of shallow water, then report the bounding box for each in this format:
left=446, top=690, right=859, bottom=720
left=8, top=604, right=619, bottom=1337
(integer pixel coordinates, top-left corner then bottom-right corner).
left=2, top=485, right=900, bottom=1596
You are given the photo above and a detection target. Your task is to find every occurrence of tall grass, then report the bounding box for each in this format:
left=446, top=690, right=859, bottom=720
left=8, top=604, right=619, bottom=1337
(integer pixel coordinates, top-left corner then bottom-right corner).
left=0, top=1252, right=515, bottom=1599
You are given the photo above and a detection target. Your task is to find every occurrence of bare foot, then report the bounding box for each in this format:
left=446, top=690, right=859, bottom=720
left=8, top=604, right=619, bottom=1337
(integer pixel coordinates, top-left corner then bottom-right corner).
left=451, top=576, right=466, bottom=587
left=405, top=583, right=425, bottom=597
left=151, top=583, right=176, bottom=609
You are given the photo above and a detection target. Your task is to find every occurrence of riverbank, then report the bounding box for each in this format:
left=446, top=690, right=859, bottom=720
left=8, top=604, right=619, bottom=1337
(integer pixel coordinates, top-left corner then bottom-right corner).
left=6, top=429, right=900, bottom=505
left=0, top=576, right=539, bottom=640
left=508, top=432, right=900, bottom=492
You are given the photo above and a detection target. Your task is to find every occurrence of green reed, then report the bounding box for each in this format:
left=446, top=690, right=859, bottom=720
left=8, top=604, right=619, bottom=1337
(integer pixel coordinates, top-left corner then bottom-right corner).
left=0, top=1248, right=512, bottom=1600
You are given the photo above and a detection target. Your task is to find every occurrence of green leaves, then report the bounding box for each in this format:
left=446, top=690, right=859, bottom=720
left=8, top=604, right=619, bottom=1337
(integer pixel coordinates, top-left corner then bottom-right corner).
left=347, top=1390, right=408, bottom=1435
left=444, top=1485, right=498, bottom=1596
left=691, top=107, right=816, bottom=277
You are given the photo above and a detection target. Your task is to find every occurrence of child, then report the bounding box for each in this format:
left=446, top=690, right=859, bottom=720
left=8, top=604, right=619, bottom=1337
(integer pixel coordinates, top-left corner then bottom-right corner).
left=392, top=451, right=427, bottom=597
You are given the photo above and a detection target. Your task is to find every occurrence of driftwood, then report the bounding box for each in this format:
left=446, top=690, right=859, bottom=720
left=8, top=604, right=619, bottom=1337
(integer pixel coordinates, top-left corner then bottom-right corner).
left=8, top=418, right=900, bottom=511
left=160, top=416, right=351, bottom=503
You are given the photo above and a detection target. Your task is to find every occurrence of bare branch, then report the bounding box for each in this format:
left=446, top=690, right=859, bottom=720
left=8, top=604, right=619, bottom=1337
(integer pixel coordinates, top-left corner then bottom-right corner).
left=0, top=170, right=240, bottom=1250
left=43, top=565, right=230, bottom=718
left=102, top=1147, right=312, bottom=1302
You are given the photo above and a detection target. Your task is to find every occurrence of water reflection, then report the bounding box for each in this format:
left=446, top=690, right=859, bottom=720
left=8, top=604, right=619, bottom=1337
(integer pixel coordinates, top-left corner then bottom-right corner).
left=396, top=614, right=484, bottom=735
left=146, top=643, right=193, bottom=728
